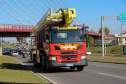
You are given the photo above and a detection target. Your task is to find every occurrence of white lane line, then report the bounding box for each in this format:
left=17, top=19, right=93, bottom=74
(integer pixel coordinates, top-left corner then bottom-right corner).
left=35, top=72, right=58, bottom=84
left=93, top=64, right=110, bottom=67
left=12, top=57, right=58, bottom=84
left=99, top=73, right=126, bottom=80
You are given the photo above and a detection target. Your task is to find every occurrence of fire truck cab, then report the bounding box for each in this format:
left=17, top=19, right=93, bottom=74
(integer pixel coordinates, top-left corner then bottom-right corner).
left=33, top=26, right=89, bottom=72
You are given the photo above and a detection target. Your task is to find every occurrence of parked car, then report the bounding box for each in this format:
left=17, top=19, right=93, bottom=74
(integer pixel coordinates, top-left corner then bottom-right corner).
left=3, top=49, right=9, bottom=55
left=87, top=50, right=92, bottom=56
left=8, top=49, right=13, bottom=55
left=11, top=50, right=19, bottom=56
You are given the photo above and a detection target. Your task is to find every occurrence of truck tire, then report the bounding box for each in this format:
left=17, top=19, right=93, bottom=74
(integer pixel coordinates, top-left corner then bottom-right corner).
left=70, top=66, right=75, bottom=69
left=33, top=54, right=39, bottom=68
left=77, top=66, right=84, bottom=71
left=41, top=55, right=46, bottom=71
left=45, top=61, right=51, bottom=72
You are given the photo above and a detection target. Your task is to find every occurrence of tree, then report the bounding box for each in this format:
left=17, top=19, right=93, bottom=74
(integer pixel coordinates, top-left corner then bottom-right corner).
left=99, top=27, right=110, bottom=35
left=86, top=36, right=94, bottom=46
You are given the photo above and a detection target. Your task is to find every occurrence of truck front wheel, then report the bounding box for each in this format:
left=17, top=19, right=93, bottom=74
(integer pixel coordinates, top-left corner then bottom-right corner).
left=77, top=66, right=84, bottom=71
left=45, top=61, right=51, bottom=72
left=70, top=66, right=75, bottom=69
left=33, top=54, right=39, bottom=68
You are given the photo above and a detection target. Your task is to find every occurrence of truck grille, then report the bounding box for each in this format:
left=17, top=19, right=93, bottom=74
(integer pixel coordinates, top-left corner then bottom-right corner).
left=60, top=52, right=75, bottom=54
left=60, top=55, right=77, bottom=58
left=61, top=61, right=77, bottom=63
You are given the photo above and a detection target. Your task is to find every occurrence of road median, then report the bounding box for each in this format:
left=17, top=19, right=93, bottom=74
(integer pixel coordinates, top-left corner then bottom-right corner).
left=87, top=56, right=126, bottom=64
left=0, top=55, right=48, bottom=84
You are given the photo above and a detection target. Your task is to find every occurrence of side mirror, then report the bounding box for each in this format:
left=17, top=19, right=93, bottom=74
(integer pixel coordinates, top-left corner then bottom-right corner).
left=86, top=30, right=89, bottom=41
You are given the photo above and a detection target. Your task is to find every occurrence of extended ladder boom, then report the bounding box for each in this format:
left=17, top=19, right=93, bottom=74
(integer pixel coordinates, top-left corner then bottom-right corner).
left=31, top=8, right=76, bottom=36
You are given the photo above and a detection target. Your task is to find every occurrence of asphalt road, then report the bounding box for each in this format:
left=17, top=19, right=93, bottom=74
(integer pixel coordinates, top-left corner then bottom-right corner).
left=12, top=55, right=126, bottom=84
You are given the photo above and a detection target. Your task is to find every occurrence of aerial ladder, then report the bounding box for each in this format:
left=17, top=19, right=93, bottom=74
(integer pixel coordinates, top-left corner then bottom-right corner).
left=31, top=7, right=76, bottom=36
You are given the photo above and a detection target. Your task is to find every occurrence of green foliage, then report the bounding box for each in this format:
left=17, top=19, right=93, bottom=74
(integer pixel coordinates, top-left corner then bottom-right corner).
left=0, top=56, right=47, bottom=83
left=88, top=45, right=123, bottom=54
left=87, top=56, right=126, bottom=64
left=99, top=27, right=110, bottom=35
left=86, top=36, right=94, bottom=46
left=106, top=45, right=123, bottom=54
left=3, top=43, right=16, bottom=49
left=88, top=46, right=102, bottom=54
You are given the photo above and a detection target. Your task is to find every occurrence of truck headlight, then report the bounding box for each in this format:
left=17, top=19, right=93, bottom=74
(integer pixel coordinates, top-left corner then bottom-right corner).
left=81, top=54, right=87, bottom=59
left=49, top=56, right=56, bottom=60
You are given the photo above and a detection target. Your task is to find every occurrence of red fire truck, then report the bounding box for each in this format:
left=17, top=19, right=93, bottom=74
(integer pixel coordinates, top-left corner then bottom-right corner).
left=31, top=8, right=89, bottom=72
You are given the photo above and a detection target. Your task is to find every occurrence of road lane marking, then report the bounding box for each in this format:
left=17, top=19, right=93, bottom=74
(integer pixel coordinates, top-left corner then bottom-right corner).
left=35, top=72, right=58, bottom=84
left=12, top=57, right=58, bottom=84
left=93, top=64, right=110, bottom=67
left=99, top=73, right=126, bottom=80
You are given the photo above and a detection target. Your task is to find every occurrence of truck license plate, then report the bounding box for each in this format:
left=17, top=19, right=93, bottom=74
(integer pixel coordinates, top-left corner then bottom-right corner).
left=66, top=64, right=73, bottom=66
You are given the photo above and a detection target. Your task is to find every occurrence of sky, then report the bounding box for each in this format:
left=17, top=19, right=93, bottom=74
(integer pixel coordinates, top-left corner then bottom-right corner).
left=0, top=0, right=126, bottom=42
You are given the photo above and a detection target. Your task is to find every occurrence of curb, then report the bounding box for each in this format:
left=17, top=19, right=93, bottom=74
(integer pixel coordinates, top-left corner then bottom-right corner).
left=88, top=61, right=126, bottom=65
left=12, top=57, right=58, bottom=84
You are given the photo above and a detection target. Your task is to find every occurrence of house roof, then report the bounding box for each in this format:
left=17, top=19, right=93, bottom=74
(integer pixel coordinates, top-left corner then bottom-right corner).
left=88, top=31, right=115, bottom=38
left=116, top=34, right=126, bottom=38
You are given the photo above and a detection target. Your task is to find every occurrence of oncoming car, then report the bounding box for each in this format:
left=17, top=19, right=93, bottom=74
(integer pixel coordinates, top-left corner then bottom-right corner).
left=86, top=50, right=91, bottom=56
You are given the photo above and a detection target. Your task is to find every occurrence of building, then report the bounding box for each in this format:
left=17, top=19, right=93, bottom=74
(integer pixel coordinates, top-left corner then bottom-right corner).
left=116, top=34, right=126, bottom=45
left=88, top=31, right=116, bottom=45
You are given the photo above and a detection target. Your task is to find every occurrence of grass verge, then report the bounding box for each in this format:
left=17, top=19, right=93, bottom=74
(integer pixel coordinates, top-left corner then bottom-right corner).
left=3, top=43, right=16, bottom=49
left=0, top=55, right=47, bottom=84
left=87, top=56, right=126, bottom=64
left=87, top=45, right=123, bottom=54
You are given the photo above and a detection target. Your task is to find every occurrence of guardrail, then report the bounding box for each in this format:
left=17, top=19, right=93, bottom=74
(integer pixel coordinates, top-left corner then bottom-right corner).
left=0, top=24, right=34, bottom=30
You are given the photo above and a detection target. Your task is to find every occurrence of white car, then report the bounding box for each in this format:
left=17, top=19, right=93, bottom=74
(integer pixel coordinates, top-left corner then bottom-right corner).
left=11, top=51, right=19, bottom=56
left=87, top=50, right=91, bottom=56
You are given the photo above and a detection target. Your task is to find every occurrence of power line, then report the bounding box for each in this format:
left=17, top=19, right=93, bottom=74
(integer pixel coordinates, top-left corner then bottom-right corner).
left=41, top=0, right=54, bottom=12
left=29, top=0, right=44, bottom=15
left=41, top=0, right=50, bottom=9
left=47, top=0, right=57, bottom=10
left=52, top=0, right=60, bottom=9
left=4, top=0, right=34, bottom=26
left=61, top=0, right=68, bottom=8
left=57, top=0, right=64, bottom=8
left=22, top=0, right=41, bottom=18
left=36, top=0, right=46, bottom=11
left=0, top=5, right=25, bottom=25
left=13, top=0, right=38, bottom=22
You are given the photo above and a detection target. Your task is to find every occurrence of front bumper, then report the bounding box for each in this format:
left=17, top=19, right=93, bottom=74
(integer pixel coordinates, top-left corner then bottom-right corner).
left=48, top=58, right=88, bottom=68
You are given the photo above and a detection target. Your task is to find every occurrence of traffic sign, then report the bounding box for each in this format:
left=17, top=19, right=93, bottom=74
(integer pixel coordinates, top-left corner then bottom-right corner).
left=120, top=13, right=126, bottom=22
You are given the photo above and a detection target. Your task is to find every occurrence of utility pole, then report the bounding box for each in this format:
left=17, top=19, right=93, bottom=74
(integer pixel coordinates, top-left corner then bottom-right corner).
left=0, top=37, right=3, bottom=55
left=5, top=1, right=7, bottom=25
left=121, top=22, right=122, bottom=45
left=101, top=16, right=104, bottom=57
left=101, top=16, right=119, bottom=57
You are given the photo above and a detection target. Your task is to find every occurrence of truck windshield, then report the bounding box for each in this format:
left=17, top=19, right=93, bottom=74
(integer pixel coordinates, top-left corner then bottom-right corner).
left=50, top=29, right=84, bottom=43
